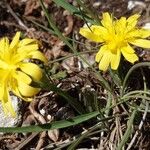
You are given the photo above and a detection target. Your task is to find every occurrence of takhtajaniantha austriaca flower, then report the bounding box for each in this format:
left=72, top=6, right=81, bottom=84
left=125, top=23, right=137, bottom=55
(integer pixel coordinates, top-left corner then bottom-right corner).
left=80, top=12, right=150, bottom=71
left=0, top=32, right=47, bottom=117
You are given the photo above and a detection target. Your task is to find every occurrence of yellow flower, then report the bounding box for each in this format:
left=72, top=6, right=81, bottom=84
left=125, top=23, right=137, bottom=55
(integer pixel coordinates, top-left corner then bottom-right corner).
left=0, top=32, right=47, bottom=117
left=80, top=12, right=150, bottom=71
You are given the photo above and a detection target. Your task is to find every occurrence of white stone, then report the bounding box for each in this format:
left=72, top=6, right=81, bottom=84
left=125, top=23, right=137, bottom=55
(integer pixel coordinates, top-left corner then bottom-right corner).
left=0, top=95, right=19, bottom=128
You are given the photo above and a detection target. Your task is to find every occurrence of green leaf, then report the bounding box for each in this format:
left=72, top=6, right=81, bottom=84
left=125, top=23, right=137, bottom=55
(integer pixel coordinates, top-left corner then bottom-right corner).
left=53, top=0, right=96, bottom=24
left=0, top=111, right=99, bottom=133
left=52, top=71, right=67, bottom=79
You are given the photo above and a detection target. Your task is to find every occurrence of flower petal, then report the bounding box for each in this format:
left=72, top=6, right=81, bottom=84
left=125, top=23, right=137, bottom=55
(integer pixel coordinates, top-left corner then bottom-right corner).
left=130, top=39, right=150, bottom=48
left=0, top=85, right=16, bottom=117
left=79, top=27, right=103, bottom=42
left=17, top=44, right=38, bottom=52
left=127, top=14, right=140, bottom=31
left=121, top=49, right=139, bottom=63
left=18, top=38, right=37, bottom=47
left=9, top=32, right=21, bottom=49
left=111, top=50, right=121, bottom=70
left=0, top=70, right=9, bottom=83
left=0, top=60, right=9, bottom=69
left=91, top=25, right=108, bottom=40
left=0, top=38, right=5, bottom=53
left=15, top=71, right=32, bottom=84
left=127, top=29, right=150, bottom=39
left=95, top=45, right=107, bottom=62
left=0, top=37, right=9, bottom=54
left=98, top=51, right=111, bottom=71
left=20, top=62, right=42, bottom=81
left=13, top=87, right=32, bottom=102
left=18, top=81, right=40, bottom=97
left=121, top=44, right=135, bottom=54
left=29, top=51, right=48, bottom=63
left=115, top=17, right=126, bottom=33
left=139, top=29, right=150, bottom=38
left=101, top=12, right=113, bottom=29
left=126, top=29, right=140, bottom=39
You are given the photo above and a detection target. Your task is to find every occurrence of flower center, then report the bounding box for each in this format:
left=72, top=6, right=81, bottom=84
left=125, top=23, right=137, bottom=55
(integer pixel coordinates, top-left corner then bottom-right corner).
left=1, top=59, right=17, bottom=71
left=107, top=33, right=126, bottom=54
left=7, top=64, right=17, bottom=70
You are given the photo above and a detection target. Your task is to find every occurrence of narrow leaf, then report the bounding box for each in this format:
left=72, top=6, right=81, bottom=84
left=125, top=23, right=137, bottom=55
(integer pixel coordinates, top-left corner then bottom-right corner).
left=0, top=111, right=99, bottom=133
left=53, top=0, right=96, bottom=24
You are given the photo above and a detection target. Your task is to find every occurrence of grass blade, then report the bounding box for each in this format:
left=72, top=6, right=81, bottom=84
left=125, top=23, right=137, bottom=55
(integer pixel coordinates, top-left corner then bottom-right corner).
left=53, top=0, right=96, bottom=24
left=0, top=111, right=99, bottom=133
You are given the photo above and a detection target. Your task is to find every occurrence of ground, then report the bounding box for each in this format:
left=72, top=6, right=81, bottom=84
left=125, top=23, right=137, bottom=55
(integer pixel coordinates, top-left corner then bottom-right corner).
left=0, top=0, right=150, bottom=150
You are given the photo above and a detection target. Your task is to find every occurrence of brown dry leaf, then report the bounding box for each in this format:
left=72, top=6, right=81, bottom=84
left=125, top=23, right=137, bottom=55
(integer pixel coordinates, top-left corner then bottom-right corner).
left=35, top=131, right=46, bottom=150
left=24, top=0, right=52, bottom=16
left=24, top=0, right=39, bottom=16
left=22, top=114, right=37, bottom=126
left=45, top=40, right=70, bottom=60
left=29, top=100, right=46, bottom=124
left=51, top=41, right=65, bottom=59
left=63, top=15, right=73, bottom=36
left=48, top=129, right=59, bottom=142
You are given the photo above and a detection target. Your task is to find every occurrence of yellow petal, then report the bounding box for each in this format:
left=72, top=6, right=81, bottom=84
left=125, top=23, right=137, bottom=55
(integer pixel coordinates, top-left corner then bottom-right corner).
left=121, top=49, right=139, bottom=63
left=17, top=44, right=38, bottom=52
left=18, top=81, right=40, bottom=97
left=0, top=85, right=4, bottom=100
left=20, top=62, right=42, bottom=81
left=91, top=25, right=108, bottom=40
left=101, top=12, right=113, bottom=28
left=0, top=38, right=5, bottom=53
left=127, top=29, right=150, bottom=39
left=0, top=70, right=9, bottom=82
left=91, top=25, right=107, bottom=34
left=10, top=32, right=21, bottom=49
left=127, top=14, right=140, bottom=23
left=139, top=29, right=150, bottom=38
left=10, top=52, right=28, bottom=64
left=98, top=51, right=111, bottom=71
left=1, top=86, right=16, bottom=117
left=0, top=37, right=9, bottom=53
left=95, top=45, right=107, bottom=62
left=130, top=39, right=150, bottom=48
left=15, top=71, right=32, bottom=84
left=127, top=14, right=140, bottom=31
left=29, top=51, right=48, bottom=63
left=115, top=17, right=126, bottom=32
left=126, top=29, right=140, bottom=39
left=79, top=27, right=103, bottom=42
left=111, top=50, right=121, bottom=70
left=0, top=60, right=9, bottom=69
left=13, top=87, right=32, bottom=102
left=119, top=17, right=126, bottom=25
left=18, top=38, right=37, bottom=47
left=121, top=44, right=135, bottom=54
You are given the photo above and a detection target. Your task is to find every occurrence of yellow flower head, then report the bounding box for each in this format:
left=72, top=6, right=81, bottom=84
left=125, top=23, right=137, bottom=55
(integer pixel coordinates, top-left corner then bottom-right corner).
left=0, top=32, right=47, bottom=117
left=80, top=12, right=150, bottom=71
